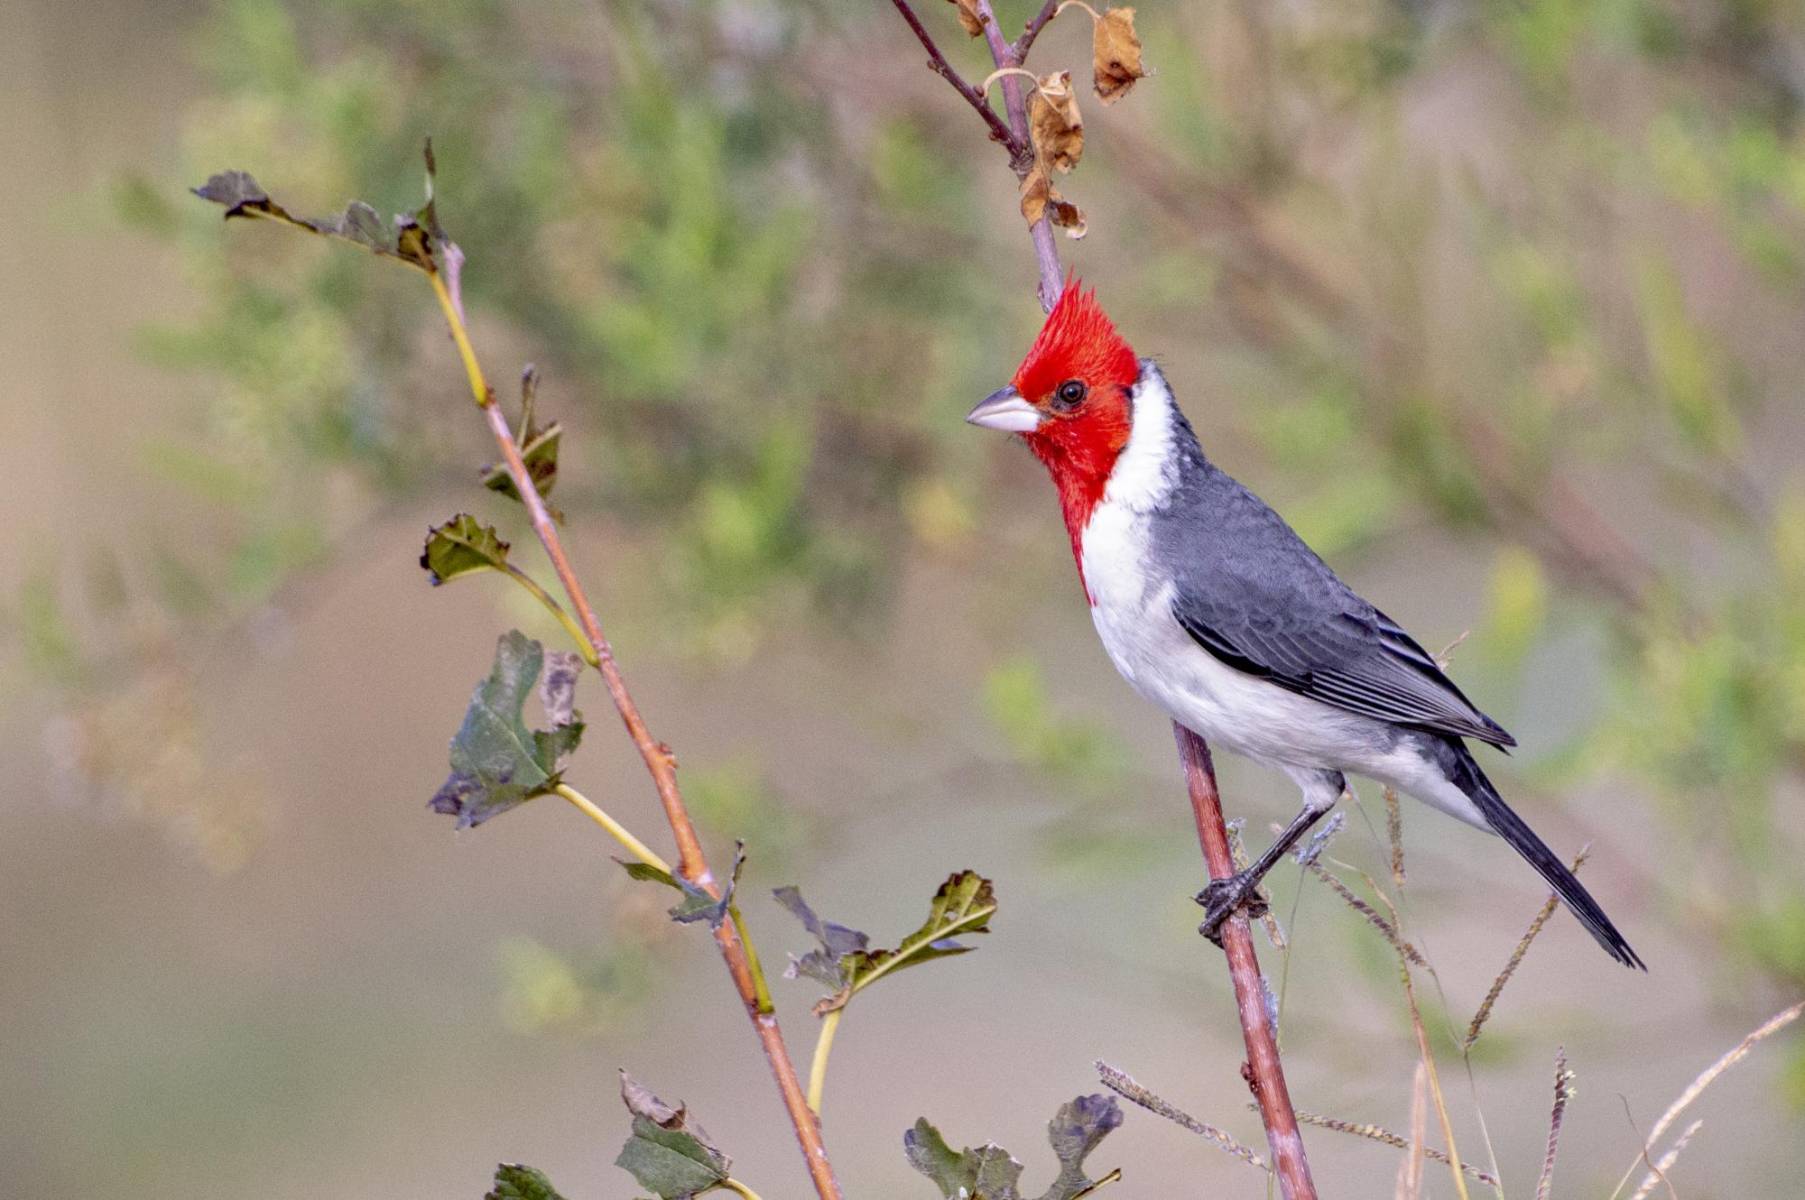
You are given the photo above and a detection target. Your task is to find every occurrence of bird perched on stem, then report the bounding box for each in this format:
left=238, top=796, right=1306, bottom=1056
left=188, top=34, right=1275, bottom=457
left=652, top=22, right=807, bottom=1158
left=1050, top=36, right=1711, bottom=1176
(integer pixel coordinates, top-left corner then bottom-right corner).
left=967, top=280, right=1643, bottom=969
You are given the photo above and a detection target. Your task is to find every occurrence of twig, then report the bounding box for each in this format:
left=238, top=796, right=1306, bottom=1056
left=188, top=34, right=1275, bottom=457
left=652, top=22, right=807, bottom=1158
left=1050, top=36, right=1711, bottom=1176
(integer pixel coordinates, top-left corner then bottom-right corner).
left=424, top=273, right=842, bottom=1200
left=1175, top=728, right=1318, bottom=1199
left=887, top=0, right=1023, bottom=157
left=1011, top=0, right=1064, bottom=60
left=1095, top=1061, right=1268, bottom=1171
left=1397, top=1062, right=1427, bottom=1200
left=885, top=5, right=1314, bottom=1191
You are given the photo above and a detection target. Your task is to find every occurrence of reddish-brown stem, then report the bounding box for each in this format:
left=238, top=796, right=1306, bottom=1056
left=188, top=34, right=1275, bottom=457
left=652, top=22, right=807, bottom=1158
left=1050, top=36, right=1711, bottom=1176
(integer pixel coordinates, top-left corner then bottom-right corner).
left=888, top=0, right=1024, bottom=157
left=476, top=377, right=841, bottom=1200
left=1012, top=0, right=1063, bottom=61
left=1175, top=726, right=1317, bottom=1199
left=972, top=0, right=1064, bottom=310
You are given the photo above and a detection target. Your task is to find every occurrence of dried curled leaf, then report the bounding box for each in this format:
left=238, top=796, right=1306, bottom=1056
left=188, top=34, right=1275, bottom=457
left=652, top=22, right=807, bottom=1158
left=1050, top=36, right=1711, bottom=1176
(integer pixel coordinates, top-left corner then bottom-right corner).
left=1020, top=165, right=1088, bottom=239
left=615, top=1072, right=732, bottom=1199
left=905, top=1094, right=1124, bottom=1200
left=428, top=631, right=585, bottom=828
left=421, top=514, right=511, bottom=586
left=1090, top=6, right=1145, bottom=104
left=777, top=870, right=996, bottom=1015
left=1029, top=71, right=1084, bottom=173
left=947, top=0, right=985, bottom=37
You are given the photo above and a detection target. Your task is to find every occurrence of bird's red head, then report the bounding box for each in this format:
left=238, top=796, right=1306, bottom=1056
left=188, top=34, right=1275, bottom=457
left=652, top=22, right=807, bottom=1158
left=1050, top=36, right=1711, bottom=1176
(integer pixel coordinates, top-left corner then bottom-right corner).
left=967, top=280, right=1140, bottom=567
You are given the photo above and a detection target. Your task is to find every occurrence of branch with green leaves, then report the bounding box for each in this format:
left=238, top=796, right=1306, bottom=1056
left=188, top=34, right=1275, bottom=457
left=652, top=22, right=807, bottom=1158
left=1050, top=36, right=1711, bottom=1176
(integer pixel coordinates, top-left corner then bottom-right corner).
left=193, top=152, right=841, bottom=1200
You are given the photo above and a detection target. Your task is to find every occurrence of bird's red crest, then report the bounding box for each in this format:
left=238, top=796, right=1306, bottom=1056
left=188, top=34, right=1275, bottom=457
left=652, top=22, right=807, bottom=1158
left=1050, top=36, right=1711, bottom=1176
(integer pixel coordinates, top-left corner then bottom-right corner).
left=1013, top=279, right=1138, bottom=404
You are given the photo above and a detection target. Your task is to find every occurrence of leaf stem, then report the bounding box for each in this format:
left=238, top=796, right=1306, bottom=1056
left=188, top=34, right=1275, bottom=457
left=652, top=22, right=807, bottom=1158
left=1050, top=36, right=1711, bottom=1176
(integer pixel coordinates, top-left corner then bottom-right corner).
left=807, top=1008, right=843, bottom=1116
left=553, top=783, right=671, bottom=874
left=500, top=564, right=599, bottom=668
left=719, top=1180, right=764, bottom=1200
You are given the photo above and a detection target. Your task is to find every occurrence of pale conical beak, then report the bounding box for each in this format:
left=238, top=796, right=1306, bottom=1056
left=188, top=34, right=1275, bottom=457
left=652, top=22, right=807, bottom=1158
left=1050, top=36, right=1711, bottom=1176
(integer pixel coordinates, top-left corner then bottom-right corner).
left=965, top=386, right=1042, bottom=434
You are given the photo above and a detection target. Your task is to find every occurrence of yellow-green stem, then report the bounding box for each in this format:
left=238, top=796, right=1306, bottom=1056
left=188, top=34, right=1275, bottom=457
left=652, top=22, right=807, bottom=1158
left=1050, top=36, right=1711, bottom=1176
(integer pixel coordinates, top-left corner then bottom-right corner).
left=553, top=783, right=670, bottom=875
left=500, top=564, right=600, bottom=667
left=731, top=905, right=775, bottom=1015
left=807, top=1008, right=843, bottom=1116
left=427, top=270, right=492, bottom=406
left=719, top=1180, right=764, bottom=1200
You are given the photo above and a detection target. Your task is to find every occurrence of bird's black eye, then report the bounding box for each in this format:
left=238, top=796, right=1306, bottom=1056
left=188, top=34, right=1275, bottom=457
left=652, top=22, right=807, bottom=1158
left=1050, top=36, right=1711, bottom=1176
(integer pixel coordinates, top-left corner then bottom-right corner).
left=1053, top=379, right=1087, bottom=411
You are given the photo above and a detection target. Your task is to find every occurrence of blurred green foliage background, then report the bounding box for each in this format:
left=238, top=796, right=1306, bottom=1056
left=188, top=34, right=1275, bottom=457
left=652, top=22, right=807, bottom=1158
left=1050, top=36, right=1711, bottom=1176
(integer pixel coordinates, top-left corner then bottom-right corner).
left=6, top=0, right=1805, bottom=1196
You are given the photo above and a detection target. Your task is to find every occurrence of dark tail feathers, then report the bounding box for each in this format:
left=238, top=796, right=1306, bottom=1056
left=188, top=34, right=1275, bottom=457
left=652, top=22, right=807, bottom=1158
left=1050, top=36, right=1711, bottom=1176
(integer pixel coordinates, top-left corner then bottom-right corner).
left=1442, top=740, right=1646, bottom=970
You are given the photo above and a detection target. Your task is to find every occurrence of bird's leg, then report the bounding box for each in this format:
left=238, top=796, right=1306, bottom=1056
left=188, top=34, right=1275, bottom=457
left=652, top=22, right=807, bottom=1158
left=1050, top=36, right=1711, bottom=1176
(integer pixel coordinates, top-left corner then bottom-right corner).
left=1196, top=772, right=1344, bottom=946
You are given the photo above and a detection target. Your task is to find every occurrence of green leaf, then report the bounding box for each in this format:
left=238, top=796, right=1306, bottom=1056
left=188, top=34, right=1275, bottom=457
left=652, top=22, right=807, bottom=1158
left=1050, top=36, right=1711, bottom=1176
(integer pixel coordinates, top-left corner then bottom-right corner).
left=904, top=1095, right=1123, bottom=1200
left=192, top=141, right=445, bottom=273
left=485, top=1163, right=567, bottom=1200
left=777, top=871, right=995, bottom=1014
left=421, top=514, right=512, bottom=585
left=482, top=421, right=563, bottom=513
left=614, top=1071, right=731, bottom=1199
left=429, top=631, right=585, bottom=828
left=618, top=844, right=745, bottom=930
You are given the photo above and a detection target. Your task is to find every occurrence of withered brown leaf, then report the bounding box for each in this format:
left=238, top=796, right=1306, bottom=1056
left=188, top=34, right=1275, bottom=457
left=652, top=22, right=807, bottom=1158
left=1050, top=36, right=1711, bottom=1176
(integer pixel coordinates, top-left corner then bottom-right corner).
left=947, top=0, right=985, bottom=37
left=1092, top=6, right=1145, bottom=104
left=1020, top=162, right=1087, bottom=239
left=1029, top=70, right=1084, bottom=174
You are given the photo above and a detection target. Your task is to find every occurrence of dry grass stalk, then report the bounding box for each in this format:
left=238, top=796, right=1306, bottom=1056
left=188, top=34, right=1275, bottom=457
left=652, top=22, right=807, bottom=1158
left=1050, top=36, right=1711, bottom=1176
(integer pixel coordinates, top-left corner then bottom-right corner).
left=1627, top=1118, right=1701, bottom=1200
left=1463, top=845, right=1592, bottom=1052
left=1536, top=1046, right=1573, bottom=1200
left=1305, top=859, right=1427, bottom=966
left=1284, top=1110, right=1500, bottom=1188
left=1096, top=1061, right=1269, bottom=1171
left=1364, top=880, right=1472, bottom=1200
left=1607, top=999, right=1804, bottom=1200
left=1384, top=787, right=1405, bottom=888
left=1395, top=1062, right=1427, bottom=1200
left=1645, top=999, right=1803, bottom=1147
left=1226, top=818, right=1288, bottom=950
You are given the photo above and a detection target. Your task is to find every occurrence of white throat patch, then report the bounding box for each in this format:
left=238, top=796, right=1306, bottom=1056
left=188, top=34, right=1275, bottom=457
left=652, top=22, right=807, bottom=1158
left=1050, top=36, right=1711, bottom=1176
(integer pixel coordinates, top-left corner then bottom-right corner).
left=1101, top=361, right=1180, bottom=513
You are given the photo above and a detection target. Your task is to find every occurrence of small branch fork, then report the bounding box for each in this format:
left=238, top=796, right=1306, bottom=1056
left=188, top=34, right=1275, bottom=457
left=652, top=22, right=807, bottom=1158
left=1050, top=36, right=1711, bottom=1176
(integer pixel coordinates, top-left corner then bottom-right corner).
left=425, top=276, right=842, bottom=1200
left=879, top=5, right=1316, bottom=1196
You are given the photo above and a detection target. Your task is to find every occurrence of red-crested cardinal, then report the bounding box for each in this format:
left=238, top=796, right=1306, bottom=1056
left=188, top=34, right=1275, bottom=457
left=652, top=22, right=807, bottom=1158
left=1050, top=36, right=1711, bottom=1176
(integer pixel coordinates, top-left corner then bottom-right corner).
left=967, top=281, right=1642, bottom=968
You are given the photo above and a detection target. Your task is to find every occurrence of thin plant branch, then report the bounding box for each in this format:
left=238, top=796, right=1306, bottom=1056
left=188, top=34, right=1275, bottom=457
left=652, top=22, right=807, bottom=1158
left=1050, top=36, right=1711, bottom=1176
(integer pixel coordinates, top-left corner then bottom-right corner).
left=1176, top=728, right=1318, bottom=1199
left=887, top=0, right=1023, bottom=156
left=885, top=6, right=1315, bottom=1191
left=422, top=268, right=842, bottom=1200
left=1012, top=0, right=1064, bottom=59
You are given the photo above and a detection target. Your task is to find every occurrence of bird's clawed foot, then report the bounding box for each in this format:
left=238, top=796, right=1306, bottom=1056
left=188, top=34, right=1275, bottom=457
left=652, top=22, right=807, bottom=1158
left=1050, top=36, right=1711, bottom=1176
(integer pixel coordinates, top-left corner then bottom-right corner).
left=1194, top=872, right=1269, bottom=946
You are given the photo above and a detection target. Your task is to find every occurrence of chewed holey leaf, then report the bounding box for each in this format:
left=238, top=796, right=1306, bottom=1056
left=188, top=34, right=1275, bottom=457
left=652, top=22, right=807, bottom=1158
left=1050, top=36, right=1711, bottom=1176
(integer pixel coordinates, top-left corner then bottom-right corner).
left=905, top=1095, right=1124, bottom=1200
left=421, top=514, right=511, bottom=585
left=193, top=141, right=445, bottom=272
left=777, top=870, right=996, bottom=1014
left=485, top=1164, right=566, bottom=1200
left=618, top=843, right=746, bottom=930
left=772, top=885, right=871, bottom=992
left=429, top=631, right=585, bottom=828
left=615, top=1071, right=731, bottom=1199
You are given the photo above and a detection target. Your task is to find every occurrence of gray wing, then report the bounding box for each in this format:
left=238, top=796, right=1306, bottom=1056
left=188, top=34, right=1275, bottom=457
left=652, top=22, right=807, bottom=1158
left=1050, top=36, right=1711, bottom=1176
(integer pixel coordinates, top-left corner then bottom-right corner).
left=1155, top=462, right=1516, bottom=750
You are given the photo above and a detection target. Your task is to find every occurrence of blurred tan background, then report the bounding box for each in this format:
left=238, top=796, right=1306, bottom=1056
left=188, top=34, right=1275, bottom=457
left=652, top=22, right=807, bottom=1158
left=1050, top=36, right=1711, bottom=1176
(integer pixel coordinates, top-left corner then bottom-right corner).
left=5, top=0, right=1805, bottom=1196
